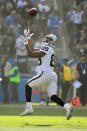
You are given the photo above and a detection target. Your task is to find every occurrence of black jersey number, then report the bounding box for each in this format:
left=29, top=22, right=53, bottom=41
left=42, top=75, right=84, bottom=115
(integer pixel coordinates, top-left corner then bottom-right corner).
left=50, top=54, right=54, bottom=67
left=38, top=54, right=54, bottom=67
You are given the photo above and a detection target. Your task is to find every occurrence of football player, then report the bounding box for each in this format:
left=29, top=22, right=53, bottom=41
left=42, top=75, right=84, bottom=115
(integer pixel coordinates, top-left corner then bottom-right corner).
left=20, top=29, right=73, bottom=120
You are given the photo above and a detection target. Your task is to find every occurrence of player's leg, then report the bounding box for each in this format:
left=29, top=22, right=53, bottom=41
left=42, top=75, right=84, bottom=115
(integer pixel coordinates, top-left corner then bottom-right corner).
left=20, top=83, right=33, bottom=116
left=47, top=81, right=73, bottom=120
left=20, top=71, right=45, bottom=115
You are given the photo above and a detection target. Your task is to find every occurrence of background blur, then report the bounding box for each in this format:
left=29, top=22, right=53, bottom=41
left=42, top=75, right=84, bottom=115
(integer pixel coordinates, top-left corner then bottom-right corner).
left=0, top=0, right=87, bottom=104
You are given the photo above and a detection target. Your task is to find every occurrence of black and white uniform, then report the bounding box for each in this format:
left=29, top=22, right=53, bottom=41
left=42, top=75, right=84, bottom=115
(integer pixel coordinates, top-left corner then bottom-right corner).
left=27, top=45, right=57, bottom=97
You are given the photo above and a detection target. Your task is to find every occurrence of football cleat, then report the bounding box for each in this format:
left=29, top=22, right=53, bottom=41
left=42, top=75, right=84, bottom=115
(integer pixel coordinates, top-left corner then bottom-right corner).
left=20, top=108, right=34, bottom=116
left=66, top=105, right=73, bottom=120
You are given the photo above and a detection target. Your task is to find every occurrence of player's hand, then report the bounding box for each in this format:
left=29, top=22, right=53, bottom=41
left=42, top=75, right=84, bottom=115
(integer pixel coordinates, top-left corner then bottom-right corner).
left=24, top=29, right=28, bottom=37
left=24, top=29, right=34, bottom=39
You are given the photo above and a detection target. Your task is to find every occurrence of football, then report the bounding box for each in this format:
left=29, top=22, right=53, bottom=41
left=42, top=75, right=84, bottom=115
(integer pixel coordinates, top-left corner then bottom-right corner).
left=28, top=8, right=37, bottom=16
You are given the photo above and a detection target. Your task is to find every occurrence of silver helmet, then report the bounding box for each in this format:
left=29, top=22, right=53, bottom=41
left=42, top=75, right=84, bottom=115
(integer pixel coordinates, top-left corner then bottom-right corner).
left=44, top=34, right=57, bottom=47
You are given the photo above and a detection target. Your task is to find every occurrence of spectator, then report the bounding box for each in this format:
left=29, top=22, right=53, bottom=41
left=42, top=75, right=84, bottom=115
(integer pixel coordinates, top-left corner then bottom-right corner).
left=17, top=0, right=27, bottom=8
left=75, top=0, right=85, bottom=7
left=83, top=1, right=87, bottom=9
left=5, top=10, right=17, bottom=27
left=5, top=0, right=15, bottom=14
left=77, top=30, right=87, bottom=45
left=15, top=14, right=26, bottom=30
left=76, top=55, right=87, bottom=106
left=72, top=7, right=84, bottom=31
left=0, top=0, right=15, bottom=17
left=3, top=28, right=16, bottom=56
left=72, top=0, right=77, bottom=9
left=66, top=8, right=75, bottom=33
left=0, top=16, right=5, bottom=33
left=9, top=19, right=22, bottom=35
left=9, top=62, right=20, bottom=103
left=82, top=8, right=87, bottom=26
left=82, top=26, right=87, bottom=43
left=37, top=0, right=51, bottom=34
left=0, top=56, right=11, bottom=103
left=82, top=25, right=87, bottom=35
left=70, top=26, right=78, bottom=48
left=61, top=59, right=71, bottom=102
left=76, top=44, right=87, bottom=56
left=0, top=20, right=9, bottom=35
left=47, top=10, right=63, bottom=37
left=16, top=13, right=23, bottom=25
left=0, top=33, right=4, bottom=55
left=31, top=0, right=37, bottom=5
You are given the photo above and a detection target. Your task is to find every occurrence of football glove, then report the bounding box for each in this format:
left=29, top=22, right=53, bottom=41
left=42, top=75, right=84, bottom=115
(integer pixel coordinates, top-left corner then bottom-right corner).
left=21, top=29, right=34, bottom=45
left=24, top=29, right=34, bottom=39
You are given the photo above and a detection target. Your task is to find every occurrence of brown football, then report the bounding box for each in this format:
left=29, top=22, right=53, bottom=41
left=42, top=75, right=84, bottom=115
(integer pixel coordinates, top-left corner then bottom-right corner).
left=28, top=8, right=37, bottom=16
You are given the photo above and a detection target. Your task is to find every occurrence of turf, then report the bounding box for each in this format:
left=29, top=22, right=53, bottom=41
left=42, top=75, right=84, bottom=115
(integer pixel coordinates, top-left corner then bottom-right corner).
left=0, top=127, right=87, bottom=131
left=0, top=104, right=87, bottom=131
left=0, top=116, right=87, bottom=128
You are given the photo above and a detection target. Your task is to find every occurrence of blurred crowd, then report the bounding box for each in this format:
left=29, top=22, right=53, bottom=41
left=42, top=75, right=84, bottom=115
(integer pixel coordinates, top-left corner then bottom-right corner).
left=0, top=0, right=87, bottom=105
left=0, top=0, right=87, bottom=58
left=0, top=0, right=52, bottom=58
left=66, top=0, right=87, bottom=57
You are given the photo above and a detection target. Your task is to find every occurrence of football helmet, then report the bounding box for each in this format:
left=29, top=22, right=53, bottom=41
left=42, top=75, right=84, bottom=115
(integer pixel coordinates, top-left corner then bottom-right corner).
left=43, top=34, right=57, bottom=47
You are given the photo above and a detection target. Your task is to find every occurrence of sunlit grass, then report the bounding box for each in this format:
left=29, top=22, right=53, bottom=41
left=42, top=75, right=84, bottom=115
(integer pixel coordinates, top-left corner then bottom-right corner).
left=0, top=104, right=87, bottom=130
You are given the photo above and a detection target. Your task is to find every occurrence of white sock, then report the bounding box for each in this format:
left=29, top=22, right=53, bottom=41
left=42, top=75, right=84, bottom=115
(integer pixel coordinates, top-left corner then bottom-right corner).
left=64, top=103, right=70, bottom=111
left=26, top=102, right=32, bottom=109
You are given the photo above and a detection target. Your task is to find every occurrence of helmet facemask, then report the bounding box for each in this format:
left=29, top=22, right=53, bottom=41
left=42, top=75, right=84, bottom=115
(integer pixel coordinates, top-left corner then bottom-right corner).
left=46, top=37, right=55, bottom=47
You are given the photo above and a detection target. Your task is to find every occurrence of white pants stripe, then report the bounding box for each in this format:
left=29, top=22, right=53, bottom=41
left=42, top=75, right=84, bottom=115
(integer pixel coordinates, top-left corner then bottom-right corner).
left=27, top=71, right=44, bottom=85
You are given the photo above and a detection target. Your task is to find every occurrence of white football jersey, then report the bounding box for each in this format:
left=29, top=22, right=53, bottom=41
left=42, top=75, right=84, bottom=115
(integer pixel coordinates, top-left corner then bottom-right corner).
left=39, top=45, right=54, bottom=72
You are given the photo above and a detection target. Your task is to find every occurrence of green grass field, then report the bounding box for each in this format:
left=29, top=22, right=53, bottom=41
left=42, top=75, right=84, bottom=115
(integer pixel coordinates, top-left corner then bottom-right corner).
left=0, top=104, right=87, bottom=131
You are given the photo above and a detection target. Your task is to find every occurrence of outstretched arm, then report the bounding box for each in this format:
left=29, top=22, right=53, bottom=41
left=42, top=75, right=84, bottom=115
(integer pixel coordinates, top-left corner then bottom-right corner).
left=27, top=39, right=39, bottom=51
left=22, top=28, right=46, bottom=58
left=26, top=39, right=46, bottom=58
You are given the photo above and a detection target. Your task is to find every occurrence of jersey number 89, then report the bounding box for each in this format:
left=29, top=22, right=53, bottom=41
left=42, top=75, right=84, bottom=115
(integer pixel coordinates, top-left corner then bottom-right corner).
left=38, top=54, right=54, bottom=67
